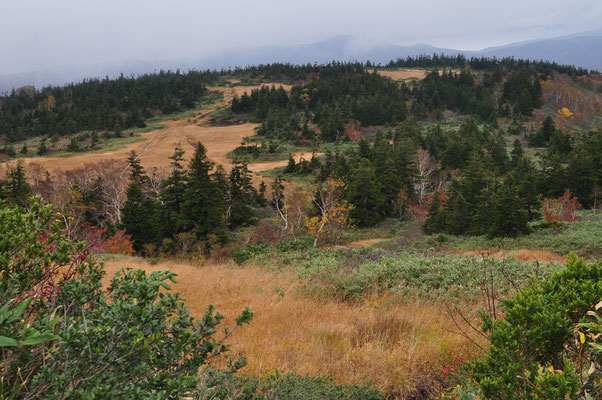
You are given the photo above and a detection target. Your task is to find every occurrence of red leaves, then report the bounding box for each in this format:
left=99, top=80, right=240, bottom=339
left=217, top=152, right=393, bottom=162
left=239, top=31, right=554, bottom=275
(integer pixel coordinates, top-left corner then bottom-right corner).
left=441, top=356, right=465, bottom=376
left=543, top=192, right=582, bottom=223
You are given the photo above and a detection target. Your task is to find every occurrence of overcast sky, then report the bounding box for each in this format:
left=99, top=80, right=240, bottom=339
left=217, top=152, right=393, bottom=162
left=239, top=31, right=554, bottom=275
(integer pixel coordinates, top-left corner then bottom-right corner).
left=2, top=0, right=601, bottom=75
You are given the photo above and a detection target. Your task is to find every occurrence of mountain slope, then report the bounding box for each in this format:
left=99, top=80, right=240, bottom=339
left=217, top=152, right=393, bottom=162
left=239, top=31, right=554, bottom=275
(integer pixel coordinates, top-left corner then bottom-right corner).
left=1, top=32, right=600, bottom=92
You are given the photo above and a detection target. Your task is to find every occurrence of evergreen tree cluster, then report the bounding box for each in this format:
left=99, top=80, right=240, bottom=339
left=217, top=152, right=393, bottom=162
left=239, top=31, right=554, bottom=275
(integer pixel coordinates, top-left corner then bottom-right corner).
left=0, top=161, right=31, bottom=208
left=314, top=134, right=418, bottom=226
left=235, top=63, right=548, bottom=142
left=120, top=144, right=264, bottom=252
left=0, top=56, right=592, bottom=146
left=385, top=54, right=594, bottom=76
left=424, top=150, right=540, bottom=237
left=0, top=70, right=217, bottom=142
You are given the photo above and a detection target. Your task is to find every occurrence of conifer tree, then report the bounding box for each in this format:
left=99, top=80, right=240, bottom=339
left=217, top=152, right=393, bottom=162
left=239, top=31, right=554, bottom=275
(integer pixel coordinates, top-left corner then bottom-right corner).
left=423, top=192, right=446, bottom=234
left=1, top=162, right=31, bottom=207
left=181, top=142, right=227, bottom=241
left=225, top=163, right=257, bottom=229
left=488, top=175, right=530, bottom=237
left=121, top=182, right=160, bottom=251
left=346, top=158, right=384, bottom=226
left=37, top=139, right=48, bottom=155
left=126, top=151, right=148, bottom=187
left=160, top=146, right=187, bottom=237
left=285, top=155, right=296, bottom=174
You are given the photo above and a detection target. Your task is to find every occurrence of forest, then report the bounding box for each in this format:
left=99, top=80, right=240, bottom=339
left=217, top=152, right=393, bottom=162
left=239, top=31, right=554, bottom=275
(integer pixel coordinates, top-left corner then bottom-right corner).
left=0, top=55, right=601, bottom=399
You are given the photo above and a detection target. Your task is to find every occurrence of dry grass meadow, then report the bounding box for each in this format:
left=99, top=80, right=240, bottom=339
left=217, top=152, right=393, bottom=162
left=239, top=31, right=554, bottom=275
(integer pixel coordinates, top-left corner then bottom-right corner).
left=102, top=257, right=479, bottom=396
left=373, top=69, right=429, bottom=81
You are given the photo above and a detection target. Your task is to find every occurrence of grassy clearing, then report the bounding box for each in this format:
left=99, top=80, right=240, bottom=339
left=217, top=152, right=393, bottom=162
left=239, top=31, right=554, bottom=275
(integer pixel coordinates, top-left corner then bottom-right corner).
left=100, top=257, right=478, bottom=398
left=147, top=91, right=224, bottom=123
left=240, top=244, right=563, bottom=303
left=7, top=131, right=152, bottom=161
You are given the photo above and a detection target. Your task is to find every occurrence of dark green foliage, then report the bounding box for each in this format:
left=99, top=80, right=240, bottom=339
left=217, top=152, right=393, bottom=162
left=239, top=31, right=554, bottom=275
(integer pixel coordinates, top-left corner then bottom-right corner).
left=121, top=142, right=265, bottom=254
left=529, top=116, right=556, bottom=147
left=425, top=151, right=539, bottom=237
left=471, top=256, right=601, bottom=399
left=226, top=163, right=259, bottom=229
left=423, top=191, right=446, bottom=234
left=285, top=155, right=296, bottom=173
left=346, top=158, right=384, bottom=226
left=160, top=146, right=187, bottom=238
left=0, top=162, right=31, bottom=208
left=121, top=182, right=160, bottom=251
left=565, top=129, right=601, bottom=208
left=37, top=138, right=48, bottom=155
left=488, top=175, right=530, bottom=238
left=181, top=142, right=228, bottom=241
left=0, top=198, right=253, bottom=398
left=66, top=136, right=80, bottom=152
left=502, top=68, right=543, bottom=117
left=0, top=71, right=213, bottom=142
left=200, top=370, right=384, bottom=400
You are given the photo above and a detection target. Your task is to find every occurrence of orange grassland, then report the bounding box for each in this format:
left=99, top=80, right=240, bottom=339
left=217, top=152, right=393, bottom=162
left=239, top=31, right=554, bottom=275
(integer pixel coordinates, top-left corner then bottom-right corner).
left=102, top=257, right=480, bottom=396
left=373, top=69, right=429, bottom=81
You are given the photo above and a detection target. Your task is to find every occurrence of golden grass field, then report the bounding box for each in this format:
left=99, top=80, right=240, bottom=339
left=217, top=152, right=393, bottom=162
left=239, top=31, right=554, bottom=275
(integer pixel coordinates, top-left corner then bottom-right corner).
left=373, top=69, right=429, bottom=80
left=102, top=257, right=479, bottom=396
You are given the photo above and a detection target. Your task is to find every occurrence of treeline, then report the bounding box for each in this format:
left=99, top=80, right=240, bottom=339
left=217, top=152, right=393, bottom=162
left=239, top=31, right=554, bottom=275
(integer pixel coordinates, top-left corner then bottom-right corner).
left=1, top=55, right=593, bottom=145
left=0, top=70, right=219, bottom=142
left=385, top=53, right=595, bottom=76
left=412, top=67, right=543, bottom=120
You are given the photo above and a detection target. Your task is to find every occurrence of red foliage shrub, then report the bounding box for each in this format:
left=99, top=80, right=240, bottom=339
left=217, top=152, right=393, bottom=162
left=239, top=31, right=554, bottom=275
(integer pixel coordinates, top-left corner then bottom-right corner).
left=543, top=192, right=582, bottom=223
left=250, top=221, right=279, bottom=244
left=101, top=230, right=135, bottom=255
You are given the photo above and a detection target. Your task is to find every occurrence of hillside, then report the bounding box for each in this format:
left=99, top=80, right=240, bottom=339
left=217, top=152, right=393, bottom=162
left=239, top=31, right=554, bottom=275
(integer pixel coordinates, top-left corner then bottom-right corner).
left=1, top=59, right=600, bottom=399
left=1, top=31, right=600, bottom=92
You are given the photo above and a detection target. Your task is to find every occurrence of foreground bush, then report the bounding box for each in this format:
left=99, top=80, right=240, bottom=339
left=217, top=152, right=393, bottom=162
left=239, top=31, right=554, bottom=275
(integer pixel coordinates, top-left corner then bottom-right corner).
left=0, top=197, right=252, bottom=399
left=471, top=255, right=601, bottom=399
left=200, top=369, right=385, bottom=400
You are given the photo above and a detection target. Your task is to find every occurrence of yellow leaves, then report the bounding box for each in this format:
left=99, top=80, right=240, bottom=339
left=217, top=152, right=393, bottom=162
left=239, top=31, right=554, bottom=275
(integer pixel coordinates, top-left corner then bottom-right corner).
left=557, top=107, right=573, bottom=119
left=579, top=331, right=586, bottom=344
left=300, top=93, right=310, bottom=105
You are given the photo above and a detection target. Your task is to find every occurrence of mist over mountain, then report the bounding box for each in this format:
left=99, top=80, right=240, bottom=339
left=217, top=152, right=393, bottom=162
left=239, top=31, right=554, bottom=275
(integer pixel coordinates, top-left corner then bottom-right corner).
left=1, top=31, right=600, bottom=92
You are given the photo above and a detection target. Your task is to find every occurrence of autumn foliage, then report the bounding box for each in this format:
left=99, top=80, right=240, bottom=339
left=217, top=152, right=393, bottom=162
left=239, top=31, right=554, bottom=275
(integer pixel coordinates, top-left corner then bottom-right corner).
left=305, top=177, right=355, bottom=247
left=100, top=230, right=135, bottom=255
left=543, top=192, right=582, bottom=223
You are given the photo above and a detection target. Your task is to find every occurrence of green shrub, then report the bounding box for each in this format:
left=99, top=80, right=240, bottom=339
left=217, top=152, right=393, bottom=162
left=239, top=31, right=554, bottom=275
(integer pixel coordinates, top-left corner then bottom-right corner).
left=471, top=255, right=601, bottom=399
left=0, top=197, right=252, bottom=398
left=200, top=369, right=385, bottom=400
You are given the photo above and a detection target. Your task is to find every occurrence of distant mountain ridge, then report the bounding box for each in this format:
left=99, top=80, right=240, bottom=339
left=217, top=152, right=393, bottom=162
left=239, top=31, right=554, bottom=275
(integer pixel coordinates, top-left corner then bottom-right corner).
left=1, top=31, right=600, bottom=92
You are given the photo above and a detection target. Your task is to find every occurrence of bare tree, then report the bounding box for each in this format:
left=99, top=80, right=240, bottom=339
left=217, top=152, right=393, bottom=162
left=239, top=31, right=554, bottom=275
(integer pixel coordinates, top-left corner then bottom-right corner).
left=413, top=149, right=438, bottom=204
left=271, top=179, right=310, bottom=241
left=306, top=177, right=354, bottom=247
